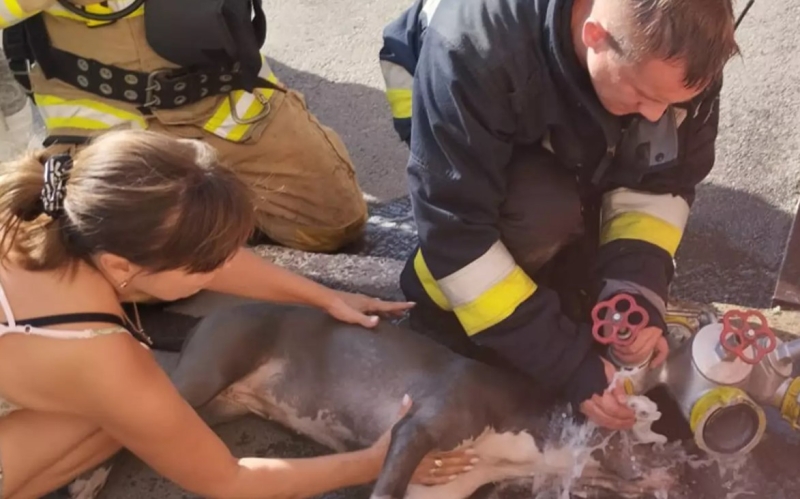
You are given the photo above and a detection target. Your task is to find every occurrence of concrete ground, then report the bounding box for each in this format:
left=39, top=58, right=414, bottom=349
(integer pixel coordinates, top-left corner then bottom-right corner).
left=17, top=0, right=800, bottom=497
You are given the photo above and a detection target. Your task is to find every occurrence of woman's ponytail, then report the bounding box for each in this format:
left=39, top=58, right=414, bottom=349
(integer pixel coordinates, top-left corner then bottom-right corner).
left=0, top=149, right=72, bottom=269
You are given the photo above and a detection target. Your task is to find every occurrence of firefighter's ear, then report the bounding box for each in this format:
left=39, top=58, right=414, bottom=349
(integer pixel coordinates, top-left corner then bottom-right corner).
left=581, top=19, right=612, bottom=52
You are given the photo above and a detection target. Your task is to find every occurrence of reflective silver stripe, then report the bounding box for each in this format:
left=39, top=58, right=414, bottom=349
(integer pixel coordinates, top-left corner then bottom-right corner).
left=601, top=187, right=690, bottom=231
left=34, top=94, right=146, bottom=131
left=437, top=240, right=517, bottom=308
left=379, top=60, right=414, bottom=91
left=202, top=55, right=277, bottom=141
left=0, top=0, right=26, bottom=27
left=598, top=278, right=666, bottom=317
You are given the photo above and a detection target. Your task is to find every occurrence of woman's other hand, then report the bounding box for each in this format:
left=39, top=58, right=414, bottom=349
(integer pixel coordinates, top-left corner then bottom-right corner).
left=369, top=395, right=479, bottom=486
left=325, top=291, right=415, bottom=328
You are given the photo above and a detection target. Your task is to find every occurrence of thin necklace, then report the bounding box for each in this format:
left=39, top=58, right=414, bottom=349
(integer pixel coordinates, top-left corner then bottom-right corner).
left=122, top=301, right=153, bottom=346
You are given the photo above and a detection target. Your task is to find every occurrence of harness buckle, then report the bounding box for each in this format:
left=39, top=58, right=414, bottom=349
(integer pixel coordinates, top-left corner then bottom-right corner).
left=144, top=68, right=172, bottom=108
left=8, top=58, right=31, bottom=76
left=228, top=89, right=271, bottom=125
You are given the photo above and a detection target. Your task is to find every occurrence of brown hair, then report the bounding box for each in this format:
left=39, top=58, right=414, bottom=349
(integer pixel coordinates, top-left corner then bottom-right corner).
left=0, top=130, right=255, bottom=274
left=612, top=0, right=740, bottom=88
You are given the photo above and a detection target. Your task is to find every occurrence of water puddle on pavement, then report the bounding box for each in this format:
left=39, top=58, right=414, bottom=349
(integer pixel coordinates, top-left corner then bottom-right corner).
left=496, top=398, right=756, bottom=499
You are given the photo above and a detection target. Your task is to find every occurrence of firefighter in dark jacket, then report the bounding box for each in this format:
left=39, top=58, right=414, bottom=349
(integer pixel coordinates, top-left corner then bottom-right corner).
left=378, top=0, right=740, bottom=429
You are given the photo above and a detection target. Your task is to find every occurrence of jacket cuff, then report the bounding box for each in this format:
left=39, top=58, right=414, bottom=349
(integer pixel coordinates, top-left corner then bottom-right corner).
left=562, top=347, right=608, bottom=413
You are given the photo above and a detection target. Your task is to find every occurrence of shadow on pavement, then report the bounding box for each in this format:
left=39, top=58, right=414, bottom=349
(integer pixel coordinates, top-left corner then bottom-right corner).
left=674, top=182, right=792, bottom=309
left=267, top=58, right=411, bottom=202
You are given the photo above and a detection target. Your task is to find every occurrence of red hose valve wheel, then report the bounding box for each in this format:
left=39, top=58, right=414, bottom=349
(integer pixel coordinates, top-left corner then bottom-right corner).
left=719, top=309, right=777, bottom=365
left=591, top=293, right=649, bottom=347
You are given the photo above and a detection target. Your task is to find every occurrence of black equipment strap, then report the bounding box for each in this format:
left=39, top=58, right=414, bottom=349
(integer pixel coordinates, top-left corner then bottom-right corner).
left=2, top=22, right=34, bottom=94
left=2, top=12, right=282, bottom=113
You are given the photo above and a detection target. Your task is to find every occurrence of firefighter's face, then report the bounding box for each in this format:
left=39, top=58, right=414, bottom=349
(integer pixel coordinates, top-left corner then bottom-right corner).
left=579, top=18, right=705, bottom=121
left=587, top=51, right=703, bottom=121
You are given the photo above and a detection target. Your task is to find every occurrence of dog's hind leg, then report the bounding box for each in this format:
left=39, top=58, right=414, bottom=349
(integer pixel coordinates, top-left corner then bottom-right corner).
left=370, top=414, right=437, bottom=499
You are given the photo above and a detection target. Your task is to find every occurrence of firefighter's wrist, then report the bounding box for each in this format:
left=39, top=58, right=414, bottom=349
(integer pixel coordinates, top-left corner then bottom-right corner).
left=563, top=350, right=608, bottom=413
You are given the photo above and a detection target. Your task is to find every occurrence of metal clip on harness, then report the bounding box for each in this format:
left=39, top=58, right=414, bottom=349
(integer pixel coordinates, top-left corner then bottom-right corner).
left=56, top=0, right=145, bottom=22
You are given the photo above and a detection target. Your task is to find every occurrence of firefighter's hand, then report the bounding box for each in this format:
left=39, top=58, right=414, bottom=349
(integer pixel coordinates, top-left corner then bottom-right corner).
left=610, top=326, right=669, bottom=368
left=580, top=358, right=636, bottom=430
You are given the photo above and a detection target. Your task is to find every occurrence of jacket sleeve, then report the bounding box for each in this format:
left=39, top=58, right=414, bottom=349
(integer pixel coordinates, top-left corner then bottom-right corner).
left=407, top=27, right=607, bottom=409
left=594, top=81, right=723, bottom=329
left=0, top=0, right=51, bottom=28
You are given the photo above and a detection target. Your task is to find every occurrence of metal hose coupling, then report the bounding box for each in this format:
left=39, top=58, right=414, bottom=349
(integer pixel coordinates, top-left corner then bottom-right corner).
left=689, top=387, right=767, bottom=456
left=779, top=377, right=800, bottom=430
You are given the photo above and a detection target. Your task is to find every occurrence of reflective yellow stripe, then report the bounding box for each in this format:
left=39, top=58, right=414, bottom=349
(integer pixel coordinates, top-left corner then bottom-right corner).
left=413, top=241, right=537, bottom=335
left=47, top=0, right=144, bottom=25
left=600, top=212, right=683, bottom=257
left=202, top=57, right=279, bottom=142
left=386, top=89, right=412, bottom=120
left=0, top=0, right=30, bottom=28
left=380, top=60, right=414, bottom=119
left=413, top=249, right=451, bottom=311
left=456, top=266, right=536, bottom=336
left=34, top=94, right=146, bottom=131
left=600, top=188, right=689, bottom=257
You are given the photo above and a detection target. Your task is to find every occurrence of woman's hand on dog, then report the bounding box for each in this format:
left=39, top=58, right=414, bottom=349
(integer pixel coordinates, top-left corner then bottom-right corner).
left=370, top=394, right=479, bottom=486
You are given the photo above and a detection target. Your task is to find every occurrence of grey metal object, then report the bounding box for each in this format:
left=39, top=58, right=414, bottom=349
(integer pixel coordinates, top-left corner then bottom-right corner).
left=0, top=50, right=27, bottom=118
left=0, top=40, right=43, bottom=160
left=618, top=304, right=800, bottom=457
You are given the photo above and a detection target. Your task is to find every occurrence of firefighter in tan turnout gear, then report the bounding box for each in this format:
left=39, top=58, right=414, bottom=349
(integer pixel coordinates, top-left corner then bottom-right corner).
left=1, top=0, right=369, bottom=252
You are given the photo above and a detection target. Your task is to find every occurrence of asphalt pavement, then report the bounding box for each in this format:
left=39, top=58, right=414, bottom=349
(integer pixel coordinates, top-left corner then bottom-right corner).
left=35, top=0, right=800, bottom=497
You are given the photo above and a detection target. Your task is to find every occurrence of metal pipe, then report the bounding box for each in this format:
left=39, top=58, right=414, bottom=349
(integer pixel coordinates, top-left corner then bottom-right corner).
left=774, top=337, right=800, bottom=365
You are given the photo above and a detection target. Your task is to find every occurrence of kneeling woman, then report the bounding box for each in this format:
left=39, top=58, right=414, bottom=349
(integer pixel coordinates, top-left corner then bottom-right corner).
left=0, top=130, right=472, bottom=498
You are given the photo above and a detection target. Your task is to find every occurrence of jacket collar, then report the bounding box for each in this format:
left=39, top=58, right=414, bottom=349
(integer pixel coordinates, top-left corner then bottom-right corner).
left=542, top=0, right=621, bottom=147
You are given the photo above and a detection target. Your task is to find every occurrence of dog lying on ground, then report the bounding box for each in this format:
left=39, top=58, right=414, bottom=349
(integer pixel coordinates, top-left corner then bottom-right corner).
left=158, top=302, right=679, bottom=499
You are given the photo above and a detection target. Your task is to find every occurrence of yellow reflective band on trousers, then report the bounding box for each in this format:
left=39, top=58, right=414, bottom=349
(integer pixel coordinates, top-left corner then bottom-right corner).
left=0, top=0, right=29, bottom=28
left=34, top=94, right=147, bottom=131
left=203, top=57, right=280, bottom=142
left=413, top=241, right=538, bottom=336
left=379, top=60, right=413, bottom=120
left=600, top=188, right=689, bottom=257
left=47, top=0, right=144, bottom=26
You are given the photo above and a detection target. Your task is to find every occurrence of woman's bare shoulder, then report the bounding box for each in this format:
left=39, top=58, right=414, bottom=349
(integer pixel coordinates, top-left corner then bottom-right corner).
left=0, top=322, right=153, bottom=414
left=0, top=260, right=123, bottom=323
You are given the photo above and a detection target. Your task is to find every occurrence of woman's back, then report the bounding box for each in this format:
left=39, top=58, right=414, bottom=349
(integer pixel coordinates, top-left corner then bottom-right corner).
left=0, top=261, right=135, bottom=418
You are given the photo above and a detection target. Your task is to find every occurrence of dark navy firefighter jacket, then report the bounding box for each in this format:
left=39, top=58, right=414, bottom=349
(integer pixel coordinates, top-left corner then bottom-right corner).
left=378, top=0, right=721, bottom=409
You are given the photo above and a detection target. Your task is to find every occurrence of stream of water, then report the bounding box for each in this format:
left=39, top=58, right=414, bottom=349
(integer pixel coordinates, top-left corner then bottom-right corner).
left=491, top=392, right=757, bottom=499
